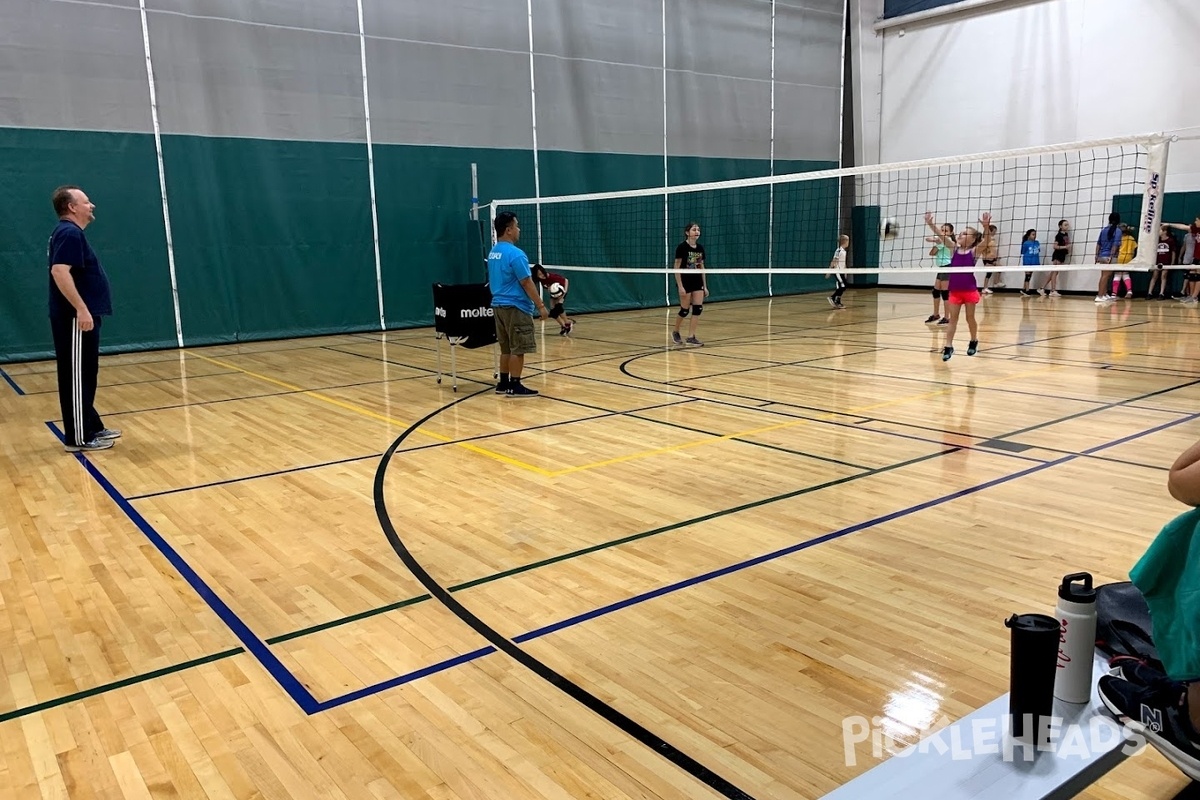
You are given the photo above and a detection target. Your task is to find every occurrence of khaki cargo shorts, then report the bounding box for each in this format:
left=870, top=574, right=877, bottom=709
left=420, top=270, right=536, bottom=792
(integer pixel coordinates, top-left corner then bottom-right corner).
left=494, top=306, right=536, bottom=356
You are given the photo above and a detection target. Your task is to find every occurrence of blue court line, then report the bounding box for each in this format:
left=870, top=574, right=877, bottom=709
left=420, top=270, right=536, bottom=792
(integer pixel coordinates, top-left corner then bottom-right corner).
left=46, top=421, right=321, bottom=715
left=316, top=646, right=496, bottom=712
left=0, top=367, right=24, bottom=395
left=310, top=409, right=1200, bottom=712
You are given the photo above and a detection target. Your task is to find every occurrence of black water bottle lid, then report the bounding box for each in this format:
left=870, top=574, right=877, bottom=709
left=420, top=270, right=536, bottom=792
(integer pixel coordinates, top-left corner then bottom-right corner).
left=1058, top=572, right=1096, bottom=603
left=1005, top=613, right=1059, bottom=633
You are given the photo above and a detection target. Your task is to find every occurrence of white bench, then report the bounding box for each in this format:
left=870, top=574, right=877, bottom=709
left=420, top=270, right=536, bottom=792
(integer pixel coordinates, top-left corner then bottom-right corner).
left=824, top=654, right=1135, bottom=799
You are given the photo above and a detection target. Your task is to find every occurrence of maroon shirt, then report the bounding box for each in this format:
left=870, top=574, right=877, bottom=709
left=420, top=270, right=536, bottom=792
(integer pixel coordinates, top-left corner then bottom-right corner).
left=537, top=272, right=566, bottom=290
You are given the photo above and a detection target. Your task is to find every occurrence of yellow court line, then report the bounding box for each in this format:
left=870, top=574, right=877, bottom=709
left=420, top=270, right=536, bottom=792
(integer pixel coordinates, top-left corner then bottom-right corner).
left=548, top=363, right=1065, bottom=477
left=185, top=352, right=556, bottom=477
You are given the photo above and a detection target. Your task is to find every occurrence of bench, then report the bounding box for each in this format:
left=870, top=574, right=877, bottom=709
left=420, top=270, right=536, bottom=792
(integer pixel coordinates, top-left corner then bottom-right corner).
left=824, top=654, right=1135, bottom=799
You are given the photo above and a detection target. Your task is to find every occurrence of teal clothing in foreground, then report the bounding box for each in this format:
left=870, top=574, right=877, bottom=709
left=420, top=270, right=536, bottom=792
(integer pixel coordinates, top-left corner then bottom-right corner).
left=1131, top=507, right=1200, bottom=681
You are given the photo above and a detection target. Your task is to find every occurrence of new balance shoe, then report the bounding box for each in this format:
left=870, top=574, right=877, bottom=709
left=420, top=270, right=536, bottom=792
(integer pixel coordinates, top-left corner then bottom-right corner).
left=64, top=438, right=114, bottom=453
left=1098, top=673, right=1200, bottom=782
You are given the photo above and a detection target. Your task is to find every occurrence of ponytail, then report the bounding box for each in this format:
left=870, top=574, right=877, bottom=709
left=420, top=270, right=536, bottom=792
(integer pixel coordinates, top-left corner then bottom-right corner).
left=1106, top=212, right=1121, bottom=242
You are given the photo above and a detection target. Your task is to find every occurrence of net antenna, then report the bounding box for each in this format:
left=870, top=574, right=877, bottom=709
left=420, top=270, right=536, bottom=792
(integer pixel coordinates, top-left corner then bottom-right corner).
left=485, top=134, right=1170, bottom=278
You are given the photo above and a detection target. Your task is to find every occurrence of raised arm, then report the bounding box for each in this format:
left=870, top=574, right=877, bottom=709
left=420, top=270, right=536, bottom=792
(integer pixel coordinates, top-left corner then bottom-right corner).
left=923, top=212, right=954, bottom=248
left=976, top=212, right=993, bottom=252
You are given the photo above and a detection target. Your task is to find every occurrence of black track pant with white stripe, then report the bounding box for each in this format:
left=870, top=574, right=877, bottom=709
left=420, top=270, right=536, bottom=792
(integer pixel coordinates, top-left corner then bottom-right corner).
left=51, top=315, right=103, bottom=447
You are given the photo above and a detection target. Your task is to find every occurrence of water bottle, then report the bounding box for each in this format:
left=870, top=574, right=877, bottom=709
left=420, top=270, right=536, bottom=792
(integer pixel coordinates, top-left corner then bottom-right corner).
left=1054, top=572, right=1098, bottom=704
left=1006, top=613, right=1060, bottom=743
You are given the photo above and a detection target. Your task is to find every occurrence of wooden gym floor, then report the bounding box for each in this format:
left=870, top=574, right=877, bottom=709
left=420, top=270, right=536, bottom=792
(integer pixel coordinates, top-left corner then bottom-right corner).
left=2, top=288, right=1199, bottom=799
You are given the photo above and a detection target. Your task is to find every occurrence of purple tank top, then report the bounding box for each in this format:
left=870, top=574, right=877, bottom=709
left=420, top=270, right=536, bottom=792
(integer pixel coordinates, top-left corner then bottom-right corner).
left=947, top=249, right=977, bottom=291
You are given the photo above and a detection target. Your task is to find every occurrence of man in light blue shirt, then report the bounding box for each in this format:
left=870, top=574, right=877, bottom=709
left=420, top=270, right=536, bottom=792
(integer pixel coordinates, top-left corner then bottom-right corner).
left=488, top=211, right=548, bottom=397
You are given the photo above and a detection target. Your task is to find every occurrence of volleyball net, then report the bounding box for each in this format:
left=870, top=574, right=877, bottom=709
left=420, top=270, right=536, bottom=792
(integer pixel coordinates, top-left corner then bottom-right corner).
left=481, top=134, right=1170, bottom=306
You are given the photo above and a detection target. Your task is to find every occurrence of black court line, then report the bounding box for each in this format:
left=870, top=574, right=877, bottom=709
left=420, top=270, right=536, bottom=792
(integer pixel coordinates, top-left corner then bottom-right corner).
left=22, top=370, right=242, bottom=395
left=76, top=371, right=443, bottom=420
left=544, top=394, right=876, bottom=472
left=0, top=648, right=244, bottom=724
left=127, top=399, right=697, bottom=500
left=375, top=389, right=756, bottom=800
left=15, top=357, right=1184, bottom=724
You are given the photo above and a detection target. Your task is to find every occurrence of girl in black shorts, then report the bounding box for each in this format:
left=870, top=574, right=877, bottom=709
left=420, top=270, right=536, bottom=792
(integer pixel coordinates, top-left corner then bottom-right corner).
left=672, top=222, right=708, bottom=346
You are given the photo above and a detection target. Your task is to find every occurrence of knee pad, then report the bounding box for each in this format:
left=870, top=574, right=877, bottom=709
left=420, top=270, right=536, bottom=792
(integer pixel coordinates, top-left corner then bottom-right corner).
left=691, top=304, right=703, bottom=316
left=678, top=307, right=690, bottom=318
left=940, top=290, right=950, bottom=301
left=932, top=288, right=941, bottom=299
left=549, top=303, right=564, bottom=319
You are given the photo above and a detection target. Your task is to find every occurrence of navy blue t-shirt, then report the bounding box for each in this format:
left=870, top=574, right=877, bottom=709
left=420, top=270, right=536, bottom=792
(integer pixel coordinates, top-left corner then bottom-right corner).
left=48, top=220, right=112, bottom=318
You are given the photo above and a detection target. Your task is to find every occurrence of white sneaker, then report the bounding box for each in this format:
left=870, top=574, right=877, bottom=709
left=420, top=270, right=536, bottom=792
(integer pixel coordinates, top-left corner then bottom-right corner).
left=1094, top=295, right=1106, bottom=303
left=1049, top=291, right=1061, bottom=297
left=982, top=288, right=993, bottom=295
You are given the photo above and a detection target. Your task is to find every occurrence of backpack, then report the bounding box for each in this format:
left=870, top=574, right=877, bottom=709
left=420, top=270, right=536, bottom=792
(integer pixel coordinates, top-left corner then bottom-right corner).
left=1095, top=581, right=1163, bottom=672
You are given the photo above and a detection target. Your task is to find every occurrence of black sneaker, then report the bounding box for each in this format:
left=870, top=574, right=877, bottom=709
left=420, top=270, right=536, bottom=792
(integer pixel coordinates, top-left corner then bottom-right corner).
left=937, top=317, right=949, bottom=325
left=924, top=314, right=940, bottom=324
left=506, top=384, right=539, bottom=398
left=833, top=300, right=845, bottom=309
left=967, top=340, right=978, bottom=356
left=495, top=383, right=509, bottom=395
left=1098, top=673, right=1200, bottom=781
left=941, top=346, right=954, bottom=361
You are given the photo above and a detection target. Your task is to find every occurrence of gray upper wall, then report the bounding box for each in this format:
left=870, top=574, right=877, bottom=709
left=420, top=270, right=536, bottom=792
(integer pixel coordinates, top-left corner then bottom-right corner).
left=1, top=0, right=843, bottom=162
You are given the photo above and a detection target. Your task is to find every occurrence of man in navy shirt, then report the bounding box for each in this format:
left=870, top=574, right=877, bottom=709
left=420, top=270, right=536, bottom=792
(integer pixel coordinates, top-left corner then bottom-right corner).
left=487, top=211, right=548, bottom=397
left=48, top=185, right=119, bottom=451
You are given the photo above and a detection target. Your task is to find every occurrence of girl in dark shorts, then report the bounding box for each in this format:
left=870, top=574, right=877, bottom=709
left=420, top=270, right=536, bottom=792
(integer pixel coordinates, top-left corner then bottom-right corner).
left=672, top=222, right=708, bottom=346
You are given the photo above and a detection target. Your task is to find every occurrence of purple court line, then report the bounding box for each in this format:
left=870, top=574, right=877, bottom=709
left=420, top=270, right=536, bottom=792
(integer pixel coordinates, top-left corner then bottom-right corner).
left=46, top=421, right=321, bottom=715
left=0, top=367, right=24, bottom=395
left=309, top=410, right=1200, bottom=711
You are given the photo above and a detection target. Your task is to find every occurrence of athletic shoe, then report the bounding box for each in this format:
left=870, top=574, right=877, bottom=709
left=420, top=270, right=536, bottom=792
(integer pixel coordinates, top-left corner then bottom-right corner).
left=833, top=300, right=845, bottom=309
left=941, top=346, right=954, bottom=362
left=1037, top=288, right=1047, bottom=296
left=1019, top=289, right=1030, bottom=297
left=558, top=326, right=569, bottom=336
left=685, top=336, right=703, bottom=347
left=1095, top=295, right=1107, bottom=303
left=924, top=314, right=940, bottom=324
left=967, top=340, right=978, bottom=356
left=95, top=428, right=121, bottom=440
left=1098, top=673, right=1200, bottom=782
left=828, top=296, right=838, bottom=307
left=672, top=331, right=683, bottom=345
left=495, top=383, right=509, bottom=394
left=64, top=438, right=114, bottom=453
left=1050, top=291, right=1062, bottom=297
left=506, top=384, right=539, bottom=398
left=937, top=317, right=949, bottom=325
left=982, top=288, right=993, bottom=295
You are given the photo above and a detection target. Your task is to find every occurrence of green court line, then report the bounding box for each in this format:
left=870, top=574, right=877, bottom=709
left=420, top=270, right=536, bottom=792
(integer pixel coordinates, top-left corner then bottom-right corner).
left=12, top=317, right=1195, bottom=723
left=0, top=647, right=244, bottom=725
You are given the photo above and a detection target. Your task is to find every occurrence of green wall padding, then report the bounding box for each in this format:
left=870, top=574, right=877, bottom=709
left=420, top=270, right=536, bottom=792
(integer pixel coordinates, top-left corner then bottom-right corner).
left=1, top=130, right=840, bottom=362
left=376, top=145, right=536, bottom=328
left=1114, top=191, right=1200, bottom=295
left=534, top=150, right=666, bottom=314
left=0, top=128, right=175, bottom=362
left=851, top=205, right=881, bottom=287
left=162, top=135, right=379, bottom=345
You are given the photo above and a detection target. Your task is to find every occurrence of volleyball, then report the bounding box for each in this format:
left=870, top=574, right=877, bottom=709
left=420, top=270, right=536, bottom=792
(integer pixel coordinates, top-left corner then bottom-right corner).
left=549, top=282, right=565, bottom=298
